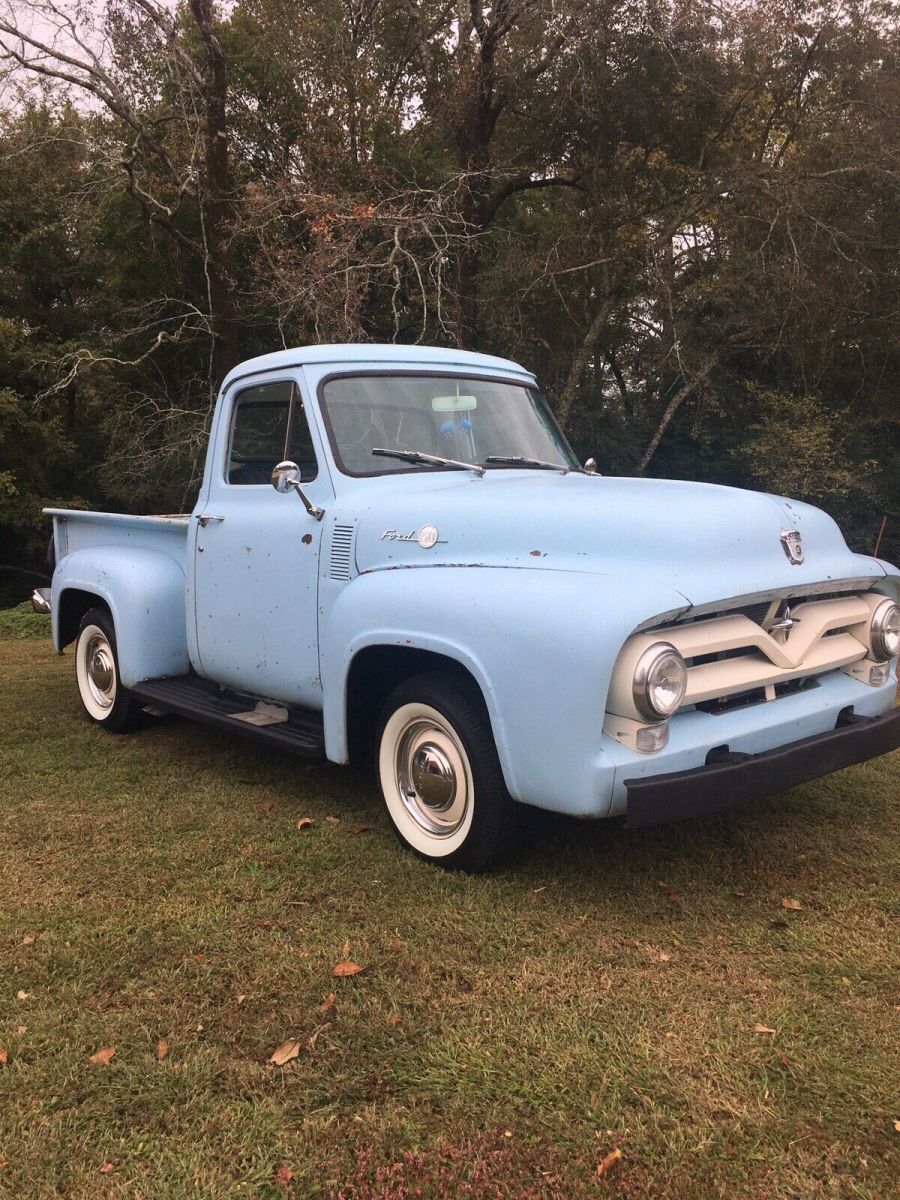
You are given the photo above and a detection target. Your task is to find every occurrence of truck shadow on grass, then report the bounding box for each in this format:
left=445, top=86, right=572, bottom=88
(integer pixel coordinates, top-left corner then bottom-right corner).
left=134, top=706, right=890, bottom=896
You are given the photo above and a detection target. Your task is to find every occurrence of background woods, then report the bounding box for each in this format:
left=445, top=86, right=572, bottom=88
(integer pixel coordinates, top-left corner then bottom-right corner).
left=0, top=0, right=897, bottom=585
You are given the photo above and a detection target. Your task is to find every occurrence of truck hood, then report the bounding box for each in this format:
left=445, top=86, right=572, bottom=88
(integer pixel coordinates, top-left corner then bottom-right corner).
left=350, top=472, right=887, bottom=612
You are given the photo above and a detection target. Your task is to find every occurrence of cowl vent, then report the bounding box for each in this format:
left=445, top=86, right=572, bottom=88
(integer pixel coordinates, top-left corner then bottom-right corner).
left=330, top=525, right=356, bottom=580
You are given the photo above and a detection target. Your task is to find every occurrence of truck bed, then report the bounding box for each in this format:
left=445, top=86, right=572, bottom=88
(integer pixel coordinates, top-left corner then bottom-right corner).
left=45, top=508, right=190, bottom=570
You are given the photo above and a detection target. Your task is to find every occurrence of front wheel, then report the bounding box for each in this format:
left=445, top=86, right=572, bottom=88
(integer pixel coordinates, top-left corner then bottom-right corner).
left=75, top=607, right=140, bottom=732
left=376, top=672, right=516, bottom=872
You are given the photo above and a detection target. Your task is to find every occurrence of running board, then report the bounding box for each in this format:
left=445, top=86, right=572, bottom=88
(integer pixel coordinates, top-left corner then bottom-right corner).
left=130, top=675, right=325, bottom=757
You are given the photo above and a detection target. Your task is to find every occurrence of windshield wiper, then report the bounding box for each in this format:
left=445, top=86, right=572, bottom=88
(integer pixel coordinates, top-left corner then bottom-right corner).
left=484, top=455, right=573, bottom=474
left=372, top=447, right=485, bottom=476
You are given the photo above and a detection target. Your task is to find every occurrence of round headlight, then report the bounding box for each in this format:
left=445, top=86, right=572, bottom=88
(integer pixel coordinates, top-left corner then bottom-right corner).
left=870, top=599, right=900, bottom=662
left=633, top=642, right=688, bottom=721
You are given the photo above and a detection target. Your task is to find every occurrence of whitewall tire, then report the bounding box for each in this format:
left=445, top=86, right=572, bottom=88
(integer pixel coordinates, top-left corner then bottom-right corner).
left=376, top=672, right=516, bottom=872
left=75, top=607, right=139, bottom=732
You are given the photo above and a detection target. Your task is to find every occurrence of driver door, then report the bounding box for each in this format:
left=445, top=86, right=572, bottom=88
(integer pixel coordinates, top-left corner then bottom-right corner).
left=192, top=375, right=330, bottom=707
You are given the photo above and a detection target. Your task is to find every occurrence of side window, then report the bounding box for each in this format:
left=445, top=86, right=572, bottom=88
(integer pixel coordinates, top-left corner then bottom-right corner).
left=227, top=380, right=318, bottom=485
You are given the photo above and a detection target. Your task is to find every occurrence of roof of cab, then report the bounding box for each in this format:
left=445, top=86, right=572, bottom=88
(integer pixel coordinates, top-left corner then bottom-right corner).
left=220, top=343, right=535, bottom=391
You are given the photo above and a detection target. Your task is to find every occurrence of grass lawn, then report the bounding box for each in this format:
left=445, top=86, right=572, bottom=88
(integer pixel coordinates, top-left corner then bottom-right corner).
left=1, top=606, right=898, bottom=1198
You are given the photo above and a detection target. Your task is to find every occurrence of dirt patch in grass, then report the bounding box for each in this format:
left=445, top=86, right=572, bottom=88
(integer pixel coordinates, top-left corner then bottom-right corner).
left=1, top=636, right=898, bottom=1198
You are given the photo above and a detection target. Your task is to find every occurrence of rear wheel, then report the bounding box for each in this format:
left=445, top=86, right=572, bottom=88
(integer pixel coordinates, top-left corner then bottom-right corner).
left=75, top=607, right=140, bottom=732
left=376, top=672, right=516, bottom=872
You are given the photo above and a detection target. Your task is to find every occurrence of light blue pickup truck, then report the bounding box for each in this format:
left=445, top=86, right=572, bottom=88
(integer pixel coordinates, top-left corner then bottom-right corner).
left=34, top=344, right=900, bottom=870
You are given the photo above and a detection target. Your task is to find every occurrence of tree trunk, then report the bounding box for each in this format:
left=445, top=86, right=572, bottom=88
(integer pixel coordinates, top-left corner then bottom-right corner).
left=189, top=0, right=240, bottom=389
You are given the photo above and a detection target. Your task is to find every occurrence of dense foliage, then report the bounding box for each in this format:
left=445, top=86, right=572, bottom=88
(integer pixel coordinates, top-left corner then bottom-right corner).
left=0, top=0, right=897, bottom=584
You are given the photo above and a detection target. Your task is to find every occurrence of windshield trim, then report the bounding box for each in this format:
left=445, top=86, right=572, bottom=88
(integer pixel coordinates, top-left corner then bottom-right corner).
left=315, top=368, right=578, bottom=479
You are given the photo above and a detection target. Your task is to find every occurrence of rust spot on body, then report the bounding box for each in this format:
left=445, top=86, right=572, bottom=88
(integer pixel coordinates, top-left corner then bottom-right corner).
left=301, top=533, right=313, bottom=545
left=530, top=549, right=542, bottom=557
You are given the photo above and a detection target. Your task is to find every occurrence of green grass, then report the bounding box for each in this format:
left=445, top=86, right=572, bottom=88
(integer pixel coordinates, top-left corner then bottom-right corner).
left=1, top=631, right=898, bottom=1198
left=0, top=601, right=49, bottom=640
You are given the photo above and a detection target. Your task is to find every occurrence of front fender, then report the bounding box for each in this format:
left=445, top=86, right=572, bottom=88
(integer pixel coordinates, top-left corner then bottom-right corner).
left=53, top=547, right=189, bottom=687
left=320, top=566, right=689, bottom=816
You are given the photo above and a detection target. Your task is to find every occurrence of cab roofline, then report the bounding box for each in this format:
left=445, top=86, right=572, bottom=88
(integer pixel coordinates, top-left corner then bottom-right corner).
left=219, top=343, right=534, bottom=392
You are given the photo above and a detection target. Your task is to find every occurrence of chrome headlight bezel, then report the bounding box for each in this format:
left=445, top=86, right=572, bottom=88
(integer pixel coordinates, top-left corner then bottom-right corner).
left=632, top=641, right=688, bottom=721
left=870, top=598, right=900, bottom=662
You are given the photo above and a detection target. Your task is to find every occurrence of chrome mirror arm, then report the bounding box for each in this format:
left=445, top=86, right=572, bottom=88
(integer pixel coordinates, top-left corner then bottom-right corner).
left=287, top=478, right=325, bottom=521
left=271, top=460, right=325, bottom=521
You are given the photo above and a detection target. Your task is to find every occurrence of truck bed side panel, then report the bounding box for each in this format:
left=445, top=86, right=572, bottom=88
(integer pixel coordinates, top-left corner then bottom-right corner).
left=52, top=546, right=190, bottom=686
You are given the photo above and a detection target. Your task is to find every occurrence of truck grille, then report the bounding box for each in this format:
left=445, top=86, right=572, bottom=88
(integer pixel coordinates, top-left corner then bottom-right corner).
left=658, top=594, right=874, bottom=707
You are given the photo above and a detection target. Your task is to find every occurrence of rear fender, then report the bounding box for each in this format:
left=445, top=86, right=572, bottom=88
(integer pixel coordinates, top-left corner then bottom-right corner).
left=52, top=547, right=189, bottom=686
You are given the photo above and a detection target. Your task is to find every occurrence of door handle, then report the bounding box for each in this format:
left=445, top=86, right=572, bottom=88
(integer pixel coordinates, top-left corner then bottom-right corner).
left=196, top=514, right=225, bottom=527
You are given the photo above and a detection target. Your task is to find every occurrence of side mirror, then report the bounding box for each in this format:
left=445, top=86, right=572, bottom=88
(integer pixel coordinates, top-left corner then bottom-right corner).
left=271, top=460, right=325, bottom=520
left=583, top=457, right=600, bottom=475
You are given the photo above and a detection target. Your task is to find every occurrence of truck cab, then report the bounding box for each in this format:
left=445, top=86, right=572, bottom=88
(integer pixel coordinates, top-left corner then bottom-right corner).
left=39, top=344, right=900, bottom=871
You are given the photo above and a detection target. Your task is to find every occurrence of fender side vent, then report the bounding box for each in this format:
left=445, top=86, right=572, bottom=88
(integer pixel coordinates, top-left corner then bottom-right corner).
left=330, top=525, right=356, bottom=580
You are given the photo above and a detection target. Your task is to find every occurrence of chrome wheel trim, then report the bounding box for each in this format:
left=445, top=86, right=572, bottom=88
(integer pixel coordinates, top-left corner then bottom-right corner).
left=76, top=624, right=118, bottom=720
left=379, top=702, right=475, bottom=856
left=395, top=719, right=468, bottom=836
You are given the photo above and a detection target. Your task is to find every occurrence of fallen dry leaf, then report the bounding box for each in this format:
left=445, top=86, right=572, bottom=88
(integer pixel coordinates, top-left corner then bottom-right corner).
left=655, top=950, right=671, bottom=963
left=16, top=1026, right=26, bottom=1037
left=779, top=1051, right=790, bottom=1067
left=295, top=817, right=314, bottom=830
left=0, top=1047, right=7, bottom=1065
left=656, top=881, right=682, bottom=903
left=389, top=938, right=404, bottom=953
left=275, top=1164, right=294, bottom=1188
left=753, top=1024, right=776, bottom=1035
left=781, top=898, right=802, bottom=910
left=236, top=993, right=246, bottom=1005
left=894, top=1120, right=900, bottom=1133
left=257, top=801, right=273, bottom=812
left=22, top=935, right=35, bottom=945
left=348, top=824, right=372, bottom=835
left=332, top=961, right=365, bottom=977
left=308, top=1022, right=331, bottom=1049
left=269, top=1038, right=302, bottom=1066
left=325, top=815, right=340, bottom=825
left=99, top=1163, right=114, bottom=1175
left=16, top=990, right=28, bottom=1000
left=257, top=920, right=274, bottom=929
left=89, top=1046, right=116, bottom=1065
left=342, top=938, right=351, bottom=959
left=596, top=1148, right=622, bottom=1179
left=157, top=1038, right=169, bottom=1062
left=318, top=993, right=336, bottom=1013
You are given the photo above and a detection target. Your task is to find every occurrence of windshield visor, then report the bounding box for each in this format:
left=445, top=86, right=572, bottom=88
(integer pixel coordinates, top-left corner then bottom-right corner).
left=318, top=373, right=578, bottom=476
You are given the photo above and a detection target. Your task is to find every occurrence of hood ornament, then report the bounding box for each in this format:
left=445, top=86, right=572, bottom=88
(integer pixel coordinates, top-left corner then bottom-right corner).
left=780, top=530, right=804, bottom=566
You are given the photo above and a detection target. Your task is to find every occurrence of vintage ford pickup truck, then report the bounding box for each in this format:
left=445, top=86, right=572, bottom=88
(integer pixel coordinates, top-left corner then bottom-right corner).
left=33, top=343, right=900, bottom=870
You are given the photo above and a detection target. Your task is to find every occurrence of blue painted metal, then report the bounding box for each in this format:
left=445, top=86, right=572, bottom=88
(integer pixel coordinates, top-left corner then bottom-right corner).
left=44, top=344, right=900, bottom=821
left=51, top=543, right=189, bottom=686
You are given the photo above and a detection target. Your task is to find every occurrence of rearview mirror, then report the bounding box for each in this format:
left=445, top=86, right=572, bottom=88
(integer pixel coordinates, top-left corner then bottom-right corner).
left=271, top=460, right=325, bottom=520
left=272, top=460, right=301, bottom=493
left=432, top=394, right=477, bottom=412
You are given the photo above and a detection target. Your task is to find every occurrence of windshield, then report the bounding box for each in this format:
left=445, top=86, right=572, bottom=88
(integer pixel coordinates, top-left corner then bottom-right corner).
left=319, top=374, right=579, bottom=476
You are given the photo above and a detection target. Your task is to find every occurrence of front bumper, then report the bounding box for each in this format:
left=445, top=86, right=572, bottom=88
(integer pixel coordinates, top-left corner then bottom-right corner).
left=624, top=705, right=900, bottom=828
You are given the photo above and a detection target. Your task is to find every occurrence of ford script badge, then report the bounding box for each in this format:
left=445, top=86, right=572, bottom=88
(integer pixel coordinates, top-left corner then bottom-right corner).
left=381, top=525, right=443, bottom=549
left=780, top=529, right=804, bottom=566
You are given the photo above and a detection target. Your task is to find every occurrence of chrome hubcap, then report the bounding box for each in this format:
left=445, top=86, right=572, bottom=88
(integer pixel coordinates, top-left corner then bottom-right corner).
left=85, top=634, right=115, bottom=710
left=395, top=719, right=468, bottom=837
